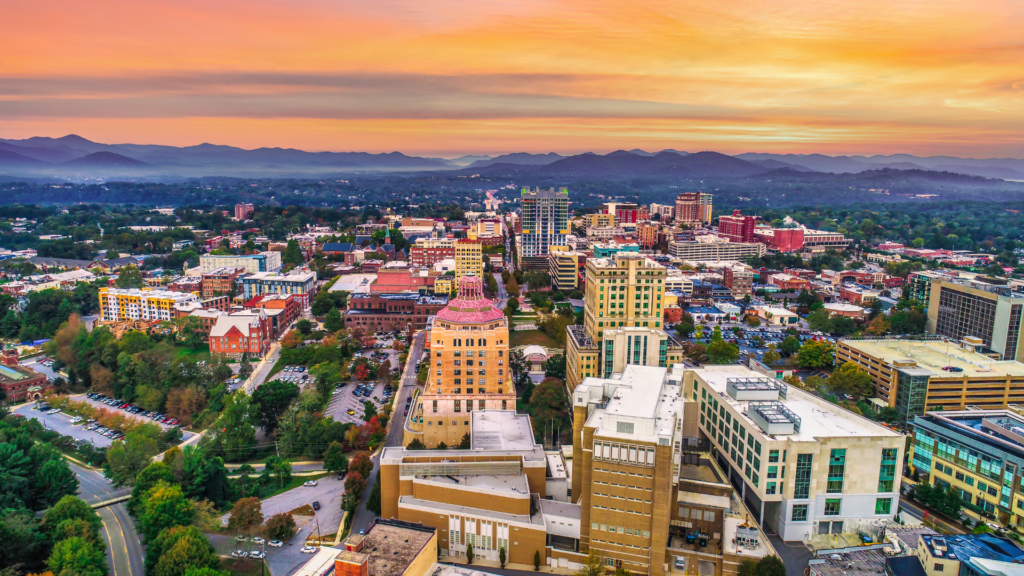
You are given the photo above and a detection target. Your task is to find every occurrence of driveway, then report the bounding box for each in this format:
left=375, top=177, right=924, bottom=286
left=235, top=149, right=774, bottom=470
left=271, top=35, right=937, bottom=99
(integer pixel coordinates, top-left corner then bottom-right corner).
left=766, top=534, right=814, bottom=576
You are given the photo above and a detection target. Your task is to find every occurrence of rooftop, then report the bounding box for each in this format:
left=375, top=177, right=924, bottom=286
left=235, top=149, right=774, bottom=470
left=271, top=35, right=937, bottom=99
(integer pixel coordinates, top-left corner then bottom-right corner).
left=696, top=366, right=899, bottom=441
left=357, top=519, right=436, bottom=576
left=398, top=495, right=545, bottom=526
left=922, top=534, right=1024, bottom=567
left=472, top=411, right=538, bottom=452
left=578, top=364, right=682, bottom=444
left=842, top=339, right=1024, bottom=378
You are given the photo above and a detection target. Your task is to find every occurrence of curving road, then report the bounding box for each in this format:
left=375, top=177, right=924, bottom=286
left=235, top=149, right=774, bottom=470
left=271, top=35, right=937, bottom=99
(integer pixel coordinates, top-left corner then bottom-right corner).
left=69, top=462, right=144, bottom=576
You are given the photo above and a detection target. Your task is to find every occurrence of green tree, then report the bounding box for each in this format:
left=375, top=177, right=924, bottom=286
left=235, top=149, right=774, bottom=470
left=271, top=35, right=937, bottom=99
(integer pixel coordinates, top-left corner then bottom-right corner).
left=535, top=550, right=541, bottom=571
left=176, top=316, right=208, bottom=349
left=32, top=458, right=80, bottom=509
left=47, top=536, right=107, bottom=576
left=106, top=423, right=163, bottom=486
left=139, top=482, right=196, bottom=543
left=796, top=340, right=835, bottom=369
left=762, top=346, right=782, bottom=366
left=708, top=340, right=740, bottom=364
left=363, top=400, right=378, bottom=422
left=154, top=529, right=221, bottom=576
left=542, top=354, right=566, bottom=380
left=264, top=457, right=292, bottom=489
left=43, top=496, right=102, bottom=539
left=827, top=362, right=875, bottom=397
left=738, top=559, right=758, bottom=576
left=296, top=319, right=312, bottom=335
left=238, top=353, right=253, bottom=379
left=323, top=442, right=350, bottom=475
left=129, top=462, right=176, bottom=516
left=527, top=378, right=571, bottom=445
left=227, top=497, right=264, bottom=535
left=115, top=265, right=145, bottom=289
left=251, top=379, right=300, bottom=433
left=208, top=393, right=257, bottom=461
left=575, top=549, right=605, bottom=576
left=805, top=308, right=834, bottom=334
left=324, top=307, right=344, bottom=332
left=406, top=439, right=426, bottom=450
left=466, top=543, right=474, bottom=564
left=459, top=433, right=471, bottom=449
left=367, top=473, right=382, bottom=516
left=282, top=240, right=305, bottom=267
left=310, top=361, right=342, bottom=399
left=780, top=336, right=801, bottom=357
left=499, top=546, right=507, bottom=568
left=755, top=556, right=786, bottom=576
left=265, top=513, right=297, bottom=541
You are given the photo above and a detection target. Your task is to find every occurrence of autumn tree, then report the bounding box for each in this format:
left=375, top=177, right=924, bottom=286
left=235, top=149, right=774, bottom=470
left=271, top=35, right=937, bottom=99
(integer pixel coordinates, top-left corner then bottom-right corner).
left=345, top=472, right=367, bottom=499
left=227, top=497, right=265, bottom=535
left=265, top=513, right=297, bottom=541
left=349, top=453, right=373, bottom=478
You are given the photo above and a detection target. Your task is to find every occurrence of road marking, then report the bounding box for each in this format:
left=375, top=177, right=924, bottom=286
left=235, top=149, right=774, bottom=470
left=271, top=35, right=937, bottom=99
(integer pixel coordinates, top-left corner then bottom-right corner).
left=100, top=517, right=119, bottom=576
left=110, top=508, right=132, bottom=573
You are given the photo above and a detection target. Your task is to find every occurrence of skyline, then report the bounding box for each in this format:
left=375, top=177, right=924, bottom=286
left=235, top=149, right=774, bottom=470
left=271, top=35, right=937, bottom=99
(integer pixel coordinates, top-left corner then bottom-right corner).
left=4, top=0, right=1024, bottom=156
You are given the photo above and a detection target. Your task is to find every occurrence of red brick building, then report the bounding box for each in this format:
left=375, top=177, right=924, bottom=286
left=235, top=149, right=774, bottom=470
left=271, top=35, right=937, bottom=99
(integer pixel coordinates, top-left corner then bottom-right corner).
left=717, top=210, right=757, bottom=243
left=167, top=275, right=203, bottom=294
left=0, top=350, right=51, bottom=402
left=637, top=223, right=659, bottom=248
left=234, top=203, right=254, bottom=220
left=344, top=293, right=448, bottom=332
left=409, top=239, right=455, bottom=267
left=244, top=293, right=301, bottom=336
left=722, top=267, right=754, bottom=297
left=754, top=228, right=805, bottom=252
left=769, top=273, right=810, bottom=291
left=371, top=266, right=429, bottom=293
left=209, top=310, right=272, bottom=358
left=202, top=267, right=245, bottom=298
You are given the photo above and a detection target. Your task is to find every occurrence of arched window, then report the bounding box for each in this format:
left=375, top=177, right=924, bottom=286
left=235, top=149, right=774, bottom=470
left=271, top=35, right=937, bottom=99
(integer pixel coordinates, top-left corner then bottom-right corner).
left=467, top=338, right=474, bottom=347
left=454, top=338, right=462, bottom=347
left=479, top=338, right=487, bottom=347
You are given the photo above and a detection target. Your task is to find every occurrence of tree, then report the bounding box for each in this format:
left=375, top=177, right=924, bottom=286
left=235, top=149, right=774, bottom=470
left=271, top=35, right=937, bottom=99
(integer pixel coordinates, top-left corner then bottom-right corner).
left=106, top=424, right=163, bottom=486
left=575, top=549, right=605, bottom=576
left=296, top=319, right=312, bottom=335
left=406, top=439, right=426, bottom=450
left=466, top=543, right=474, bottom=564
left=459, top=433, right=471, bottom=449
left=345, top=472, right=367, bottom=499
left=237, top=353, right=253, bottom=380
left=831, top=316, right=857, bottom=337
left=744, top=315, right=762, bottom=328
left=755, top=556, right=786, bottom=576
left=265, top=513, right=297, bottom=541
left=506, top=278, right=520, bottom=296
left=866, top=316, right=891, bottom=336
left=176, top=316, right=208, bottom=350
left=43, top=496, right=102, bottom=539
left=323, top=442, right=350, bottom=475
left=362, top=400, right=378, bottom=422
left=251, top=379, right=300, bottom=433
left=324, top=307, right=344, bottom=332
left=796, top=340, right=835, bottom=369
left=527, top=378, right=571, bottom=445
left=762, top=346, right=782, bottom=366
left=780, top=336, right=801, bottom=357
left=154, top=530, right=221, bottom=576
left=367, top=474, right=382, bottom=516
left=826, top=362, right=872, bottom=397
left=227, top=497, right=264, bottom=535
left=282, top=240, right=305, bottom=267
left=708, top=340, right=740, bottom=365
left=739, top=559, right=758, bottom=576
left=115, top=265, right=145, bottom=289
left=542, top=354, right=566, bottom=380
left=47, top=537, right=106, bottom=576
left=350, top=453, right=373, bottom=478
left=535, top=550, right=541, bottom=571
left=506, top=297, right=520, bottom=315
left=33, top=459, right=80, bottom=509
left=139, top=482, right=195, bottom=543
left=209, top=393, right=257, bottom=461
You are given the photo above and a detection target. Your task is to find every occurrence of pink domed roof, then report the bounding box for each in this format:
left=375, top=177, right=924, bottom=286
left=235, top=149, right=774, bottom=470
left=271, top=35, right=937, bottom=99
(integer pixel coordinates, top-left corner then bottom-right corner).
left=435, top=276, right=505, bottom=324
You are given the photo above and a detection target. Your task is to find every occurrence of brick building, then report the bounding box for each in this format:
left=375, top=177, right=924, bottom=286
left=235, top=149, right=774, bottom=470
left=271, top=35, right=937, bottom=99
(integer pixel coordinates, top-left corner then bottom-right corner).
left=243, top=293, right=301, bottom=337
left=637, top=223, right=659, bottom=248
left=344, top=293, right=448, bottom=332
left=717, top=210, right=756, bottom=243
left=208, top=310, right=272, bottom=358
left=674, top=192, right=713, bottom=227
left=409, top=238, right=456, bottom=268
left=201, top=266, right=245, bottom=298
left=234, top=203, right=254, bottom=220
left=0, top=349, right=51, bottom=402
left=722, top=267, right=754, bottom=297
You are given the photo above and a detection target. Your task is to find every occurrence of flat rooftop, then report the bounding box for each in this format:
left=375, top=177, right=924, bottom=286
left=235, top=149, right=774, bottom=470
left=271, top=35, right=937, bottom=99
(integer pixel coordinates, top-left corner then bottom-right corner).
left=842, top=339, right=1024, bottom=378
left=580, top=365, right=682, bottom=443
left=398, top=495, right=545, bottom=527
left=360, top=520, right=436, bottom=576
left=421, top=473, right=529, bottom=497
left=696, top=366, right=899, bottom=441
left=472, top=410, right=538, bottom=452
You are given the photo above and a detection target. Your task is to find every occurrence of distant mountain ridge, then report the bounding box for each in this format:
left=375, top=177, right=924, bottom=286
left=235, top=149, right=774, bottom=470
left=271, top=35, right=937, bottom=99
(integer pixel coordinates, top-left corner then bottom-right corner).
left=0, top=134, right=1022, bottom=182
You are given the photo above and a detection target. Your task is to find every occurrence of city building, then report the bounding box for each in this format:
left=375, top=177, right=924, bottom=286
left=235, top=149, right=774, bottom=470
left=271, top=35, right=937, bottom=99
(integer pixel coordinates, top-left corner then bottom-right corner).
left=675, top=192, right=713, bottom=227
left=469, top=219, right=504, bottom=245
left=915, top=533, right=1024, bottom=576
left=752, top=306, right=799, bottom=326
left=208, top=310, right=272, bottom=358
left=585, top=225, right=629, bottom=240
left=822, top=303, right=865, bottom=319
left=243, top=293, right=301, bottom=337
left=200, top=251, right=282, bottom=274
left=585, top=213, right=617, bottom=228
left=717, top=211, right=757, bottom=243
left=637, top=223, right=659, bottom=248
left=604, top=202, right=639, bottom=225
left=410, top=238, right=456, bottom=268
left=924, top=277, right=1024, bottom=362
left=167, top=275, right=203, bottom=293
left=201, top=266, right=245, bottom=298
left=722, top=267, right=753, bottom=297
left=768, top=273, right=810, bottom=292
left=241, top=269, right=317, bottom=309
left=234, top=203, right=254, bottom=220
left=753, top=228, right=804, bottom=253
left=296, top=519, right=437, bottom=576
left=592, top=242, right=640, bottom=258
left=0, top=349, right=51, bottom=402
left=455, top=239, right=483, bottom=283
left=565, top=253, right=685, bottom=390
left=549, top=247, right=587, bottom=292
left=344, top=293, right=448, bottom=332
left=692, top=365, right=904, bottom=540
left=520, top=187, right=569, bottom=269
left=98, top=287, right=199, bottom=322
left=404, top=276, right=517, bottom=448
left=668, top=239, right=766, bottom=261
left=649, top=203, right=675, bottom=220
left=836, top=338, right=1024, bottom=425
left=910, top=409, right=1024, bottom=526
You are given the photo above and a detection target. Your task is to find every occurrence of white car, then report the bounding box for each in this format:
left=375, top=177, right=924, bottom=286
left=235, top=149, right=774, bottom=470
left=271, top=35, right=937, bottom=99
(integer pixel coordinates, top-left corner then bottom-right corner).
left=249, top=551, right=265, bottom=559
left=268, top=540, right=283, bottom=547
left=303, top=480, right=318, bottom=487
left=231, top=550, right=247, bottom=558
left=301, top=546, right=318, bottom=554
left=252, top=537, right=265, bottom=545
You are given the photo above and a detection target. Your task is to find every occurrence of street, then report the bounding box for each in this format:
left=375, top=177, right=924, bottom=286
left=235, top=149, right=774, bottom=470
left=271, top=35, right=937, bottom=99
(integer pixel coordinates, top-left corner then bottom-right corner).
left=68, top=462, right=144, bottom=576
left=245, top=342, right=282, bottom=394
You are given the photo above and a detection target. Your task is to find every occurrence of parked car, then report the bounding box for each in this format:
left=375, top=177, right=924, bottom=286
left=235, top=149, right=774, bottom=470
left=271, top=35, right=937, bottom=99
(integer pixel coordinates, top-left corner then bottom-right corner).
left=303, top=480, right=318, bottom=487
left=300, top=546, right=318, bottom=554
left=312, top=501, right=320, bottom=511
left=249, top=551, right=265, bottom=559
left=268, top=540, right=283, bottom=547
left=231, top=550, right=247, bottom=558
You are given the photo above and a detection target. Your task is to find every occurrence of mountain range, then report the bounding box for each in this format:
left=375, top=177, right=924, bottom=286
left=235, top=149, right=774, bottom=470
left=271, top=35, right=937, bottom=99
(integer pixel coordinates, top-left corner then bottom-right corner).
left=2, top=134, right=1024, bottom=182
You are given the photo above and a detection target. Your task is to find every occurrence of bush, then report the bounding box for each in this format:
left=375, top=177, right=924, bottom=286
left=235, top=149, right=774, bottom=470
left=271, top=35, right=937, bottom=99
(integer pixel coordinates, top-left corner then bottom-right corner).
left=265, top=513, right=297, bottom=541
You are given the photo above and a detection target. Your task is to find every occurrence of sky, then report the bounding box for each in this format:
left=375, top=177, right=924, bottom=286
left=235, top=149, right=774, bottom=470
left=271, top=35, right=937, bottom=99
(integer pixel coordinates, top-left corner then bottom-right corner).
left=3, top=0, right=1024, bottom=157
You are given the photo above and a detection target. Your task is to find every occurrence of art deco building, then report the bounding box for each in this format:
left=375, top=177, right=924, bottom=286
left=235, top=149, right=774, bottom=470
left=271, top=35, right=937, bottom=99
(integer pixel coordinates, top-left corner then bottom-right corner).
left=404, top=276, right=517, bottom=447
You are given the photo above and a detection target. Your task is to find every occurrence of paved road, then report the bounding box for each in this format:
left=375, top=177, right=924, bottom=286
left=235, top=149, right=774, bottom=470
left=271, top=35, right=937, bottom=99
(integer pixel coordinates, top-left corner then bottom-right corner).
left=245, top=343, right=282, bottom=394
left=349, top=330, right=426, bottom=535
left=68, top=463, right=143, bottom=576
left=766, top=534, right=813, bottom=576
left=899, top=496, right=965, bottom=534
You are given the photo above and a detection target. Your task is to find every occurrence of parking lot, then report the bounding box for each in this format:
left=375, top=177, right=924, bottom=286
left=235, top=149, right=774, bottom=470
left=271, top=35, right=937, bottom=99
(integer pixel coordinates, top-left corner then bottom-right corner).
left=75, top=394, right=192, bottom=433
left=12, top=402, right=119, bottom=447
left=269, top=365, right=311, bottom=388
left=324, top=380, right=393, bottom=425
left=677, top=324, right=836, bottom=360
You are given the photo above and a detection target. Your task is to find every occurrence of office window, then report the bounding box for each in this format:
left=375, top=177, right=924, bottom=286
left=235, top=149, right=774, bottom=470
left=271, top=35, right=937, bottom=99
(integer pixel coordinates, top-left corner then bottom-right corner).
left=769, top=450, right=779, bottom=463
left=879, top=448, right=898, bottom=492
left=766, top=482, right=777, bottom=495
left=827, top=449, right=846, bottom=494
left=795, top=454, right=813, bottom=499
left=768, top=466, right=778, bottom=479
left=791, top=504, right=808, bottom=522
left=824, top=499, right=842, bottom=516
left=875, top=498, right=892, bottom=515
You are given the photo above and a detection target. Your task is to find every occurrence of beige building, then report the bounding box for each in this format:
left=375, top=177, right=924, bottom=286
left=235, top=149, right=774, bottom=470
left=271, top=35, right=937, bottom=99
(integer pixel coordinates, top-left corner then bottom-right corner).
left=566, top=253, right=685, bottom=391
left=549, top=246, right=585, bottom=292
left=404, top=276, right=517, bottom=448
left=924, top=277, right=1024, bottom=362
left=454, top=238, right=483, bottom=283
left=690, top=365, right=904, bottom=541
left=667, top=240, right=765, bottom=262
left=586, top=213, right=618, bottom=228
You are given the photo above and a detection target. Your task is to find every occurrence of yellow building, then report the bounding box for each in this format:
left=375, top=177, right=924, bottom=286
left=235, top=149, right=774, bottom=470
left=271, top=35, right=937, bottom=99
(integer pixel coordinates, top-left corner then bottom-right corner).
left=433, top=274, right=455, bottom=296
left=566, top=253, right=684, bottom=390
left=454, top=238, right=483, bottom=283
left=98, top=287, right=199, bottom=322
left=548, top=246, right=584, bottom=292
left=404, top=276, right=517, bottom=448
left=586, top=213, right=617, bottom=228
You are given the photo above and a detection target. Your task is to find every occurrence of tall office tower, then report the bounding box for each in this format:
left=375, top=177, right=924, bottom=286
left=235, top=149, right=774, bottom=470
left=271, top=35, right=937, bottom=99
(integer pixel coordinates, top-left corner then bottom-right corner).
left=674, top=192, right=713, bottom=227
left=234, top=203, right=255, bottom=221
left=925, top=277, right=1024, bottom=361
left=519, top=187, right=569, bottom=270
left=454, top=238, right=483, bottom=283
left=405, top=276, right=517, bottom=448
left=566, top=253, right=685, bottom=391
left=717, top=210, right=756, bottom=243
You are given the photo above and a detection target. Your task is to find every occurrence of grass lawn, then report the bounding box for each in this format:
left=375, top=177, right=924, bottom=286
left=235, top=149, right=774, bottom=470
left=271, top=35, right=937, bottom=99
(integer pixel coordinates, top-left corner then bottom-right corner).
left=175, top=345, right=211, bottom=360
left=220, top=557, right=264, bottom=576
left=510, top=330, right=561, bottom=348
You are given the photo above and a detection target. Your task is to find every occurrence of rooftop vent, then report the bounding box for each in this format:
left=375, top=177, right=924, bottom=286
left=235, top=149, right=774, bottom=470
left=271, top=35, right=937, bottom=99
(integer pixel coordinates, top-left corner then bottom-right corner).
left=748, top=401, right=802, bottom=435
left=727, top=377, right=785, bottom=401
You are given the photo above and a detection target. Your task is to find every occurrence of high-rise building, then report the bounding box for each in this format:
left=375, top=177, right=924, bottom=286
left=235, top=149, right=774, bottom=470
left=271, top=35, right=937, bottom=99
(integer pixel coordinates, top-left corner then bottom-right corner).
left=99, top=287, right=199, bottom=322
left=404, top=276, right=517, bottom=448
left=717, top=210, right=756, bottom=243
left=520, top=187, right=569, bottom=269
left=409, top=237, right=455, bottom=267
left=637, top=223, right=659, bottom=248
left=649, top=203, right=675, bottom=220
left=603, top=202, right=639, bottom=225
left=234, top=203, right=254, bottom=221
left=674, top=192, right=713, bottom=227
left=924, top=277, right=1024, bottom=361
left=200, top=251, right=282, bottom=274
left=565, top=253, right=685, bottom=390
left=585, top=213, right=617, bottom=228
left=454, top=238, right=483, bottom=283
left=548, top=246, right=586, bottom=292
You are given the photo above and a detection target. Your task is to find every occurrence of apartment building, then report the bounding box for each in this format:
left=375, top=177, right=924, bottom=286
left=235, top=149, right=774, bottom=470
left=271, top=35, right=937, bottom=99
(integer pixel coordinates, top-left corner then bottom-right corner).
left=208, top=310, right=272, bottom=358
left=241, top=268, right=317, bottom=308
left=455, top=238, right=483, bottom=283
left=234, top=203, right=254, bottom=220
left=690, top=365, right=904, bottom=540
left=520, top=187, right=569, bottom=268
left=717, top=211, right=756, bottom=243
left=470, top=218, right=505, bottom=245
left=98, top=287, right=199, bottom=322
left=911, top=409, right=1024, bottom=528
left=637, top=223, right=659, bottom=248
left=722, top=267, right=753, bottom=297
left=243, top=293, right=300, bottom=337
left=566, top=253, right=684, bottom=390
left=675, top=193, right=713, bottom=227
left=200, top=251, right=282, bottom=274
left=586, top=213, right=618, bottom=228
left=586, top=226, right=629, bottom=240
left=925, top=277, right=1024, bottom=362
left=668, top=239, right=766, bottom=262
left=201, top=266, right=245, bottom=298
left=836, top=338, right=1024, bottom=425
left=604, top=202, right=640, bottom=225
left=410, top=237, right=456, bottom=267
left=549, top=247, right=586, bottom=292
left=650, top=203, right=675, bottom=220
left=404, top=276, right=517, bottom=448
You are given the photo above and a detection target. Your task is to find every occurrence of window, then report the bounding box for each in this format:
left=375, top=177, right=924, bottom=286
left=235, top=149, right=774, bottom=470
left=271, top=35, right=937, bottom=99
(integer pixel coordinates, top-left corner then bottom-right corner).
left=791, top=504, right=808, bottom=522
left=795, top=454, right=813, bottom=499
left=454, top=400, right=461, bottom=412
left=934, top=565, right=944, bottom=572
left=617, top=422, right=635, bottom=434
left=824, top=499, right=842, bottom=516
left=879, top=448, right=898, bottom=492
left=875, top=498, right=892, bottom=515
left=769, top=450, right=779, bottom=463
left=766, top=482, right=777, bottom=495
left=768, top=466, right=778, bottom=479
left=827, top=449, right=846, bottom=494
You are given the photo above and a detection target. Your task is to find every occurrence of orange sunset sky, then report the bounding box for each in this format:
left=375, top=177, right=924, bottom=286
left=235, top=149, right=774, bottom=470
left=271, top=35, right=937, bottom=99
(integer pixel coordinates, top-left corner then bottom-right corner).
left=4, top=0, right=1024, bottom=157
